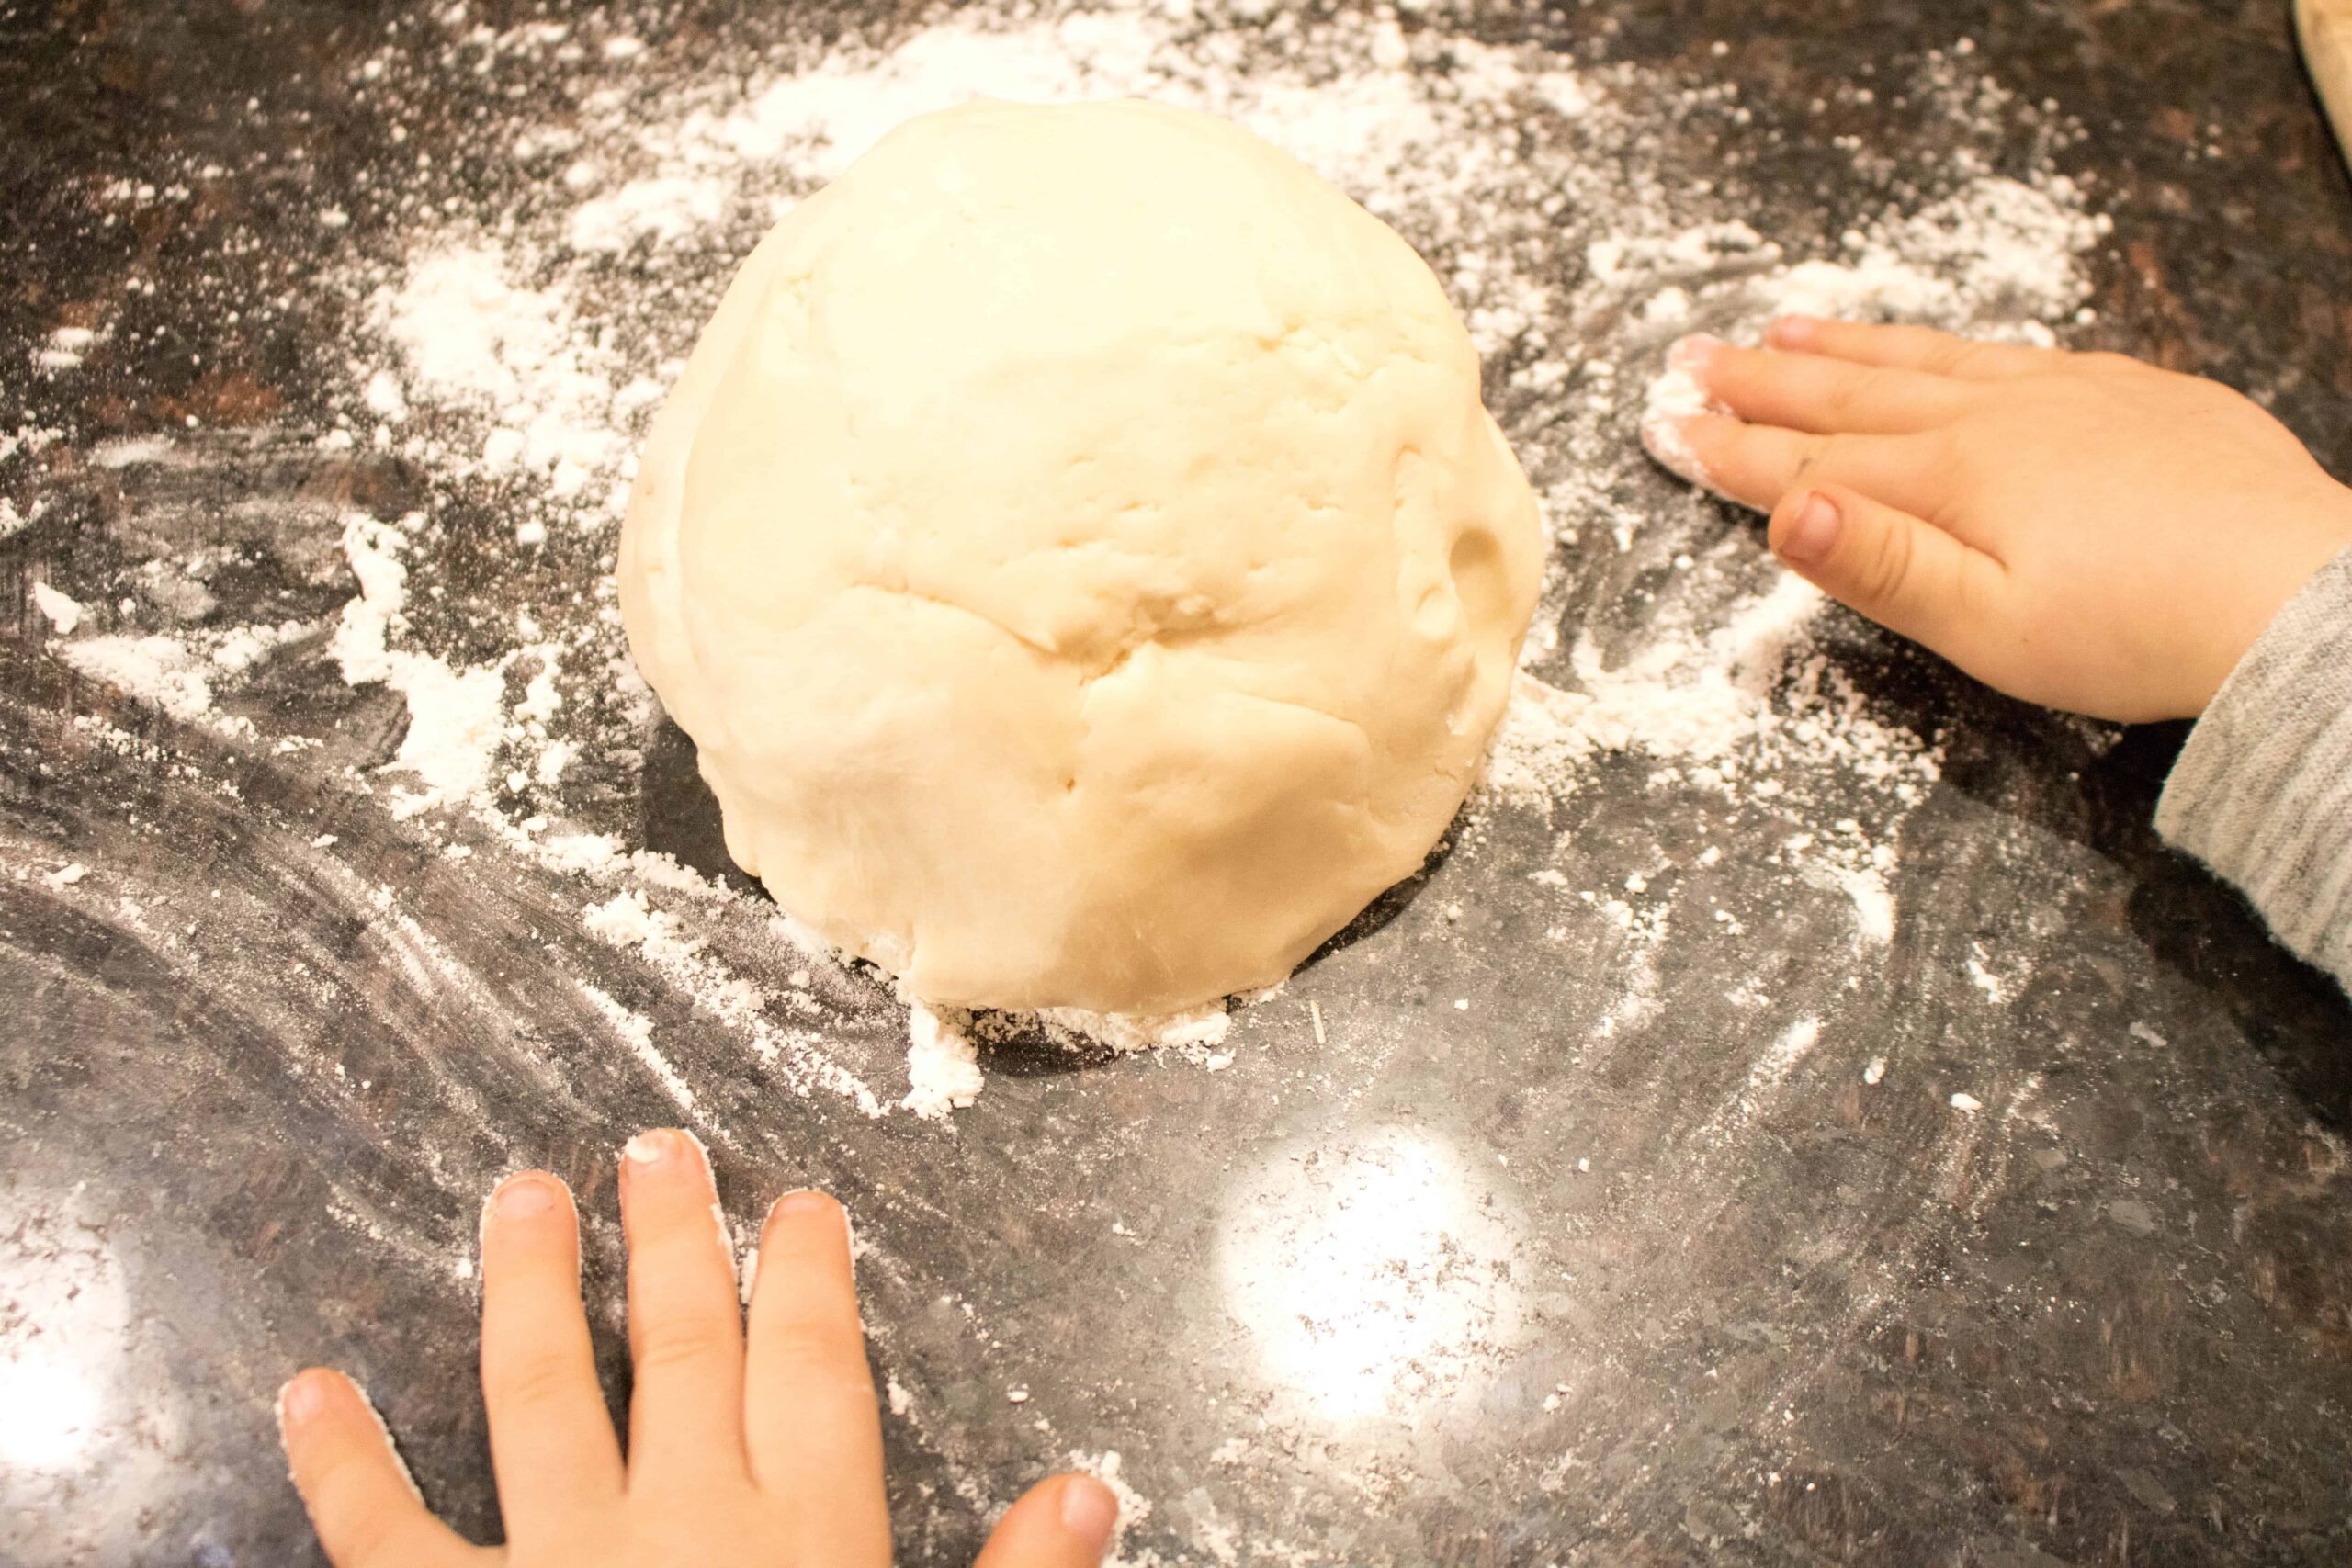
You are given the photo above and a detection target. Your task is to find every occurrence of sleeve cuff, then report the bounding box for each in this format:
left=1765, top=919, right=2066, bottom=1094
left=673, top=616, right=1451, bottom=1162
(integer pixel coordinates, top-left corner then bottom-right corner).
left=2155, top=543, right=2352, bottom=990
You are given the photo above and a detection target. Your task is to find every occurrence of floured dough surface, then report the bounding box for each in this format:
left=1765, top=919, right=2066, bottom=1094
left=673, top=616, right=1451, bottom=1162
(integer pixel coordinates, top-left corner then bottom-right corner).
left=618, top=98, right=1541, bottom=1013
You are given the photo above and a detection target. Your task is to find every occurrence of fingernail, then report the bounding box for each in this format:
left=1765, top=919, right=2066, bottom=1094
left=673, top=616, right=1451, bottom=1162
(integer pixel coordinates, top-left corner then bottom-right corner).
left=1058, top=1474, right=1119, bottom=1551
left=1769, top=314, right=1822, bottom=347
left=1777, top=491, right=1842, bottom=565
left=491, top=1171, right=560, bottom=1219
left=771, top=1187, right=831, bottom=1216
left=1666, top=333, right=1723, bottom=374
left=624, top=1129, right=681, bottom=1167
left=768, top=1188, right=854, bottom=1257
left=277, top=1371, right=331, bottom=1432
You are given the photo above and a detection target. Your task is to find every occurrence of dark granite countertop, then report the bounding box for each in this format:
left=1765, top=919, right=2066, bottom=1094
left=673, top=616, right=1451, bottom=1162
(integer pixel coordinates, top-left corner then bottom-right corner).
left=5, top=2, right=2352, bottom=1564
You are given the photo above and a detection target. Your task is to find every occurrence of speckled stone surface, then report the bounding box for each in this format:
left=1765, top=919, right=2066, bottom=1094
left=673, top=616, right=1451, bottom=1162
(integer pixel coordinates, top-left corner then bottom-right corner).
left=6, top=2, right=2352, bottom=1565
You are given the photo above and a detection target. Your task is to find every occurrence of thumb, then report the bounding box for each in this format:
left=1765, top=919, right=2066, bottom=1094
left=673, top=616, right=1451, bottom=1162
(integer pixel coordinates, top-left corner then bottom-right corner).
left=1765, top=482, right=2004, bottom=664
left=971, top=1472, right=1120, bottom=1568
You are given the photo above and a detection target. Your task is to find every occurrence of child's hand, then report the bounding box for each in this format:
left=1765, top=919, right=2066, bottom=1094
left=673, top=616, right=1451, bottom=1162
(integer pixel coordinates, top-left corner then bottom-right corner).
left=1643, top=318, right=2352, bottom=722
left=277, top=1129, right=1118, bottom=1567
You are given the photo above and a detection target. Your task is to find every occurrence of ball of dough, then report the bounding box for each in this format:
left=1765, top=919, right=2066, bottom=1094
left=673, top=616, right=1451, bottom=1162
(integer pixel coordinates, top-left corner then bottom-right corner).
left=618, top=99, right=1543, bottom=1014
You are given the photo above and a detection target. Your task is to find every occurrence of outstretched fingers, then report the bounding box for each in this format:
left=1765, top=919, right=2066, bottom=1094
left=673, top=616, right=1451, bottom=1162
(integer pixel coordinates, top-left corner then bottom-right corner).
left=278, top=1369, right=478, bottom=1568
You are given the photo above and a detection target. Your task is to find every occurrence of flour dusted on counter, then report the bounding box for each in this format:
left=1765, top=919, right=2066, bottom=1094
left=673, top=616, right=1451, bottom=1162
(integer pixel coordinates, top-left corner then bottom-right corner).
left=904, top=1004, right=985, bottom=1120
left=1487, top=573, right=1935, bottom=807
left=28, top=0, right=2114, bottom=1129
left=898, top=998, right=1235, bottom=1116
left=1631, top=174, right=2107, bottom=435
left=0, top=15, right=2140, bottom=1554
left=30, top=581, right=81, bottom=635
left=62, top=635, right=252, bottom=736
left=578, top=883, right=888, bottom=1117
left=580, top=980, right=702, bottom=1120
left=371, top=247, right=638, bottom=517
left=329, top=514, right=508, bottom=818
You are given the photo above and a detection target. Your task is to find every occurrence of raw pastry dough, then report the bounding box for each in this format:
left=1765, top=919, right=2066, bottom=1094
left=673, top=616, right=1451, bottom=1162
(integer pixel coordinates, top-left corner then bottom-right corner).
left=619, top=99, right=1542, bottom=1012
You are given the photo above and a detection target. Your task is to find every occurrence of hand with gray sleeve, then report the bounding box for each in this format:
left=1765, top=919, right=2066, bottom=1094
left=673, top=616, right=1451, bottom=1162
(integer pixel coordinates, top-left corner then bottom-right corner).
left=1642, top=318, right=2352, bottom=991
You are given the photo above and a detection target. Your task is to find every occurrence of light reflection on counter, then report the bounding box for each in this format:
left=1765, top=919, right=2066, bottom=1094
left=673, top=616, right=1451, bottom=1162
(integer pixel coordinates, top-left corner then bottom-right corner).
left=0, top=1201, right=129, bottom=1477
left=0, top=1353, right=106, bottom=1471
left=0, top=1186, right=188, bottom=1562
left=1216, top=1124, right=1524, bottom=1425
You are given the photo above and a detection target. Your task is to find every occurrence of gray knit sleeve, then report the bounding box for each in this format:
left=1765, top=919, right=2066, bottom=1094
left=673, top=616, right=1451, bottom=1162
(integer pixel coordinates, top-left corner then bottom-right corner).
left=2155, top=545, right=2352, bottom=992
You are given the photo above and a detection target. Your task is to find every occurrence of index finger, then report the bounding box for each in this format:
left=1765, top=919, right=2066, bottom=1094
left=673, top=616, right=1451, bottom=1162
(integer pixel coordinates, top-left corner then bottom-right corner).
left=1767, top=316, right=2054, bottom=379
left=1685, top=336, right=1969, bottom=435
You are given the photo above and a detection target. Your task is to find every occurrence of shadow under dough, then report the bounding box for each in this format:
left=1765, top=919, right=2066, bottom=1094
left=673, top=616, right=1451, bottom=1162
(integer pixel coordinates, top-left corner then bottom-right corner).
left=636, top=713, right=1463, bottom=1077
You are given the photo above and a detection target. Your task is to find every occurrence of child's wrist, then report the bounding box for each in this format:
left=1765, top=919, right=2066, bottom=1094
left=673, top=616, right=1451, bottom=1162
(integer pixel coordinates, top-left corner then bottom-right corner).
left=2192, top=479, right=2352, bottom=716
